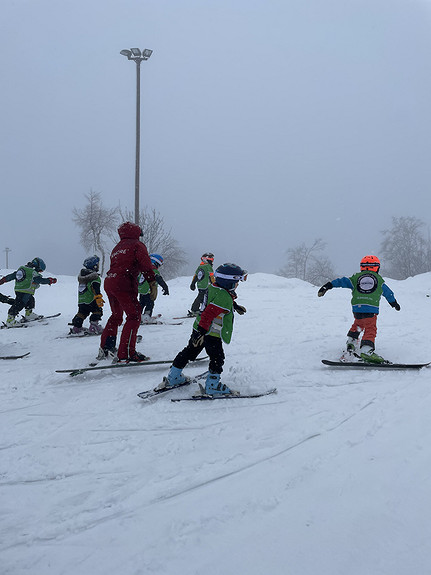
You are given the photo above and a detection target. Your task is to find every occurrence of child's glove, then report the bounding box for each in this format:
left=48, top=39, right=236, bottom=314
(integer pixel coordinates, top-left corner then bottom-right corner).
left=233, top=302, right=246, bottom=315
left=94, top=294, right=105, bottom=307
left=190, top=326, right=206, bottom=347
left=0, top=277, right=7, bottom=285
left=318, top=282, right=333, bottom=297
left=162, top=287, right=169, bottom=295
left=48, top=277, right=57, bottom=285
left=190, top=281, right=196, bottom=291
left=149, top=281, right=158, bottom=301
left=390, top=300, right=401, bottom=311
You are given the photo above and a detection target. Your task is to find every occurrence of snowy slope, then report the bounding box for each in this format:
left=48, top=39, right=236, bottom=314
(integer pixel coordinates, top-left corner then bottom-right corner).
left=1, top=270, right=431, bottom=575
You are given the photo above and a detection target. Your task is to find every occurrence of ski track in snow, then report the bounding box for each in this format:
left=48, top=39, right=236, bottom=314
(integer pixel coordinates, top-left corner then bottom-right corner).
left=1, top=271, right=431, bottom=574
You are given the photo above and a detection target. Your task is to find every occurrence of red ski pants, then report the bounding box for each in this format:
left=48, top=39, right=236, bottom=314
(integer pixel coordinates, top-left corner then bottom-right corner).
left=349, top=315, right=377, bottom=344
left=101, top=286, right=141, bottom=360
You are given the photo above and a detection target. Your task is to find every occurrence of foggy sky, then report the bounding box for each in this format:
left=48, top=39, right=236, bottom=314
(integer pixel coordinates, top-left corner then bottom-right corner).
left=2, top=0, right=431, bottom=277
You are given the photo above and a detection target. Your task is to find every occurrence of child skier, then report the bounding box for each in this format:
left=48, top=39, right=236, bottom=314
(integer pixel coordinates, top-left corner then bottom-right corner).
left=188, top=252, right=215, bottom=317
left=317, top=255, right=400, bottom=363
left=158, top=263, right=247, bottom=396
left=69, top=255, right=104, bottom=335
left=138, top=253, right=169, bottom=324
left=0, top=257, right=57, bottom=327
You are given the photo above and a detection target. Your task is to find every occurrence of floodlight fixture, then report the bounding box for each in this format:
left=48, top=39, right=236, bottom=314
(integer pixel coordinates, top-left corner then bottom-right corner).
left=131, top=48, right=141, bottom=57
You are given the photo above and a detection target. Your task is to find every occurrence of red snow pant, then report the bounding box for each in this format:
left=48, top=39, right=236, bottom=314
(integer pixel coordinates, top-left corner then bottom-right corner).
left=101, top=279, right=141, bottom=360
left=348, top=315, right=377, bottom=345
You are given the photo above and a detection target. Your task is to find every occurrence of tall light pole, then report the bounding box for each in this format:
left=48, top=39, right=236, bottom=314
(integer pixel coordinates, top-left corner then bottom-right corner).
left=4, top=247, right=11, bottom=269
left=120, top=48, right=153, bottom=225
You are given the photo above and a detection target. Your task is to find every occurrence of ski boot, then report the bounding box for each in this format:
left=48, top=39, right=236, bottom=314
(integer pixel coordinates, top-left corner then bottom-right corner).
left=360, top=343, right=386, bottom=364
left=187, top=310, right=198, bottom=318
left=155, top=366, right=191, bottom=391
left=198, top=372, right=239, bottom=397
left=23, top=310, right=43, bottom=322
left=340, top=336, right=359, bottom=362
left=96, top=336, right=117, bottom=362
left=96, top=347, right=118, bottom=362
left=117, top=351, right=150, bottom=364
left=88, top=321, right=103, bottom=334
left=141, top=313, right=158, bottom=325
left=69, top=326, right=84, bottom=335
left=5, top=314, right=17, bottom=328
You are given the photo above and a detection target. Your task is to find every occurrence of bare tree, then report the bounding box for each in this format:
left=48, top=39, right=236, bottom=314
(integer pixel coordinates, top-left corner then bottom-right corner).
left=119, top=207, right=187, bottom=279
left=278, top=238, right=335, bottom=285
left=380, top=216, right=431, bottom=279
left=73, top=191, right=119, bottom=275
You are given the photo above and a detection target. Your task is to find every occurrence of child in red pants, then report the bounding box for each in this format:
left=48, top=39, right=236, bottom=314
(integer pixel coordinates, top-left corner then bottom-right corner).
left=318, top=255, right=400, bottom=363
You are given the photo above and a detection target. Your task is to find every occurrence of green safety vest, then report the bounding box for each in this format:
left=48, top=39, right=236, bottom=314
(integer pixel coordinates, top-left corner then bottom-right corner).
left=138, top=268, right=159, bottom=295
left=14, top=266, right=40, bottom=295
left=194, top=263, right=213, bottom=290
left=78, top=275, right=101, bottom=304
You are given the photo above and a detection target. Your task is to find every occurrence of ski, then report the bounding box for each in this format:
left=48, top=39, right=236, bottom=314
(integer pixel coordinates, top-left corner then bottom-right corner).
left=56, top=356, right=208, bottom=377
left=322, top=359, right=430, bottom=369
left=171, top=387, right=278, bottom=402
left=137, top=371, right=209, bottom=400
left=0, top=352, right=30, bottom=360
left=172, top=315, right=196, bottom=320
left=1, top=313, right=60, bottom=329
left=20, top=313, right=61, bottom=323
left=141, top=321, right=183, bottom=326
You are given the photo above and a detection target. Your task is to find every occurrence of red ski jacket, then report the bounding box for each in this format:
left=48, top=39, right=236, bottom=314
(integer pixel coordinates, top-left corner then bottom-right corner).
left=105, top=222, right=156, bottom=293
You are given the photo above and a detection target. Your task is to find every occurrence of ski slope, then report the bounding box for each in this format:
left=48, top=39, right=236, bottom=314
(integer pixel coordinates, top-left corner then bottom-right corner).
left=1, top=270, right=431, bottom=575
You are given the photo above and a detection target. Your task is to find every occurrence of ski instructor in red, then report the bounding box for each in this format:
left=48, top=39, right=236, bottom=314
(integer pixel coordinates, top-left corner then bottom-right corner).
left=99, top=221, right=156, bottom=362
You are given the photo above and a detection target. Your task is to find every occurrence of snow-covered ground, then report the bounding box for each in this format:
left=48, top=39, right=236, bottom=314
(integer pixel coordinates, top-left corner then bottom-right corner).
left=1, top=269, right=431, bottom=575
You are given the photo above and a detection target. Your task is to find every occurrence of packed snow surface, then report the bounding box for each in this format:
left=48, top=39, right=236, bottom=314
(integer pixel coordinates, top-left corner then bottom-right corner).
left=1, top=270, right=431, bottom=575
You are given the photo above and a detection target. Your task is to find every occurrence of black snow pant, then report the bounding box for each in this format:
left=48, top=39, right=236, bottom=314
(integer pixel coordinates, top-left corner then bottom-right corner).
left=8, top=292, right=35, bottom=317
left=72, top=300, right=103, bottom=328
left=173, top=332, right=225, bottom=375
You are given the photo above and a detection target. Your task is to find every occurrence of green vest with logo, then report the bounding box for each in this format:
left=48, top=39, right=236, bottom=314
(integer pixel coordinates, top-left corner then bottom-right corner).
left=78, top=276, right=101, bottom=304
left=195, top=263, right=213, bottom=290
left=349, top=271, right=384, bottom=308
left=138, top=268, right=159, bottom=295
left=14, top=266, right=40, bottom=295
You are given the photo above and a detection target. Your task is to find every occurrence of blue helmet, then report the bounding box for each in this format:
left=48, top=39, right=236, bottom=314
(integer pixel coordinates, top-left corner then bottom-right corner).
left=150, top=253, right=163, bottom=268
left=83, top=255, right=100, bottom=271
left=30, top=257, right=46, bottom=272
left=214, top=263, right=247, bottom=291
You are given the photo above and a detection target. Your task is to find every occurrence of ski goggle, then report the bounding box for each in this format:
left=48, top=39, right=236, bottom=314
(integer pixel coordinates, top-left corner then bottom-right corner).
left=214, top=271, right=248, bottom=282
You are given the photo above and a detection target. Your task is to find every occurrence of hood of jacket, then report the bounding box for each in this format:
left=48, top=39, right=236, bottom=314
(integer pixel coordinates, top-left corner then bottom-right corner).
left=118, top=221, right=142, bottom=240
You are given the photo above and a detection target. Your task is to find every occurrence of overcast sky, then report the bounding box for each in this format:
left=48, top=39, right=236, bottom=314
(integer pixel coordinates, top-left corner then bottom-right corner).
left=2, top=0, right=431, bottom=276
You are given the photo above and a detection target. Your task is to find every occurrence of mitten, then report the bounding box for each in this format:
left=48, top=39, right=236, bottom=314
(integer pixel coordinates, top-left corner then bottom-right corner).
left=318, top=282, right=333, bottom=297
left=390, top=300, right=401, bottom=311
left=48, top=277, right=57, bottom=285
left=94, top=294, right=105, bottom=307
left=149, top=281, right=158, bottom=301
left=190, top=326, right=206, bottom=347
left=233, top=302, right=246, bottom=315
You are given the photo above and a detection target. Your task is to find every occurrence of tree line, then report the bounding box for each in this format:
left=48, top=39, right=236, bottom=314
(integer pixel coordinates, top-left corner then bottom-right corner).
left=73, top=191, right=187, bottom=278
left=278, top=216, right=431, bottom=285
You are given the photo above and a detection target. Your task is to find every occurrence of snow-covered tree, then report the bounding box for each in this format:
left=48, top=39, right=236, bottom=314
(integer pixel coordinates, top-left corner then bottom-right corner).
left=380, top=216, right=431, bottom=279
left=278, top=238, right=335, bottom=286
left=72, top=191, right=118, bottom=275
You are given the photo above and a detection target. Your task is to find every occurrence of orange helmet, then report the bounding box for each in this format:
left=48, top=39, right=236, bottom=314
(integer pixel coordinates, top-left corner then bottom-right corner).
left=360, top=255, right=380, bottom=272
